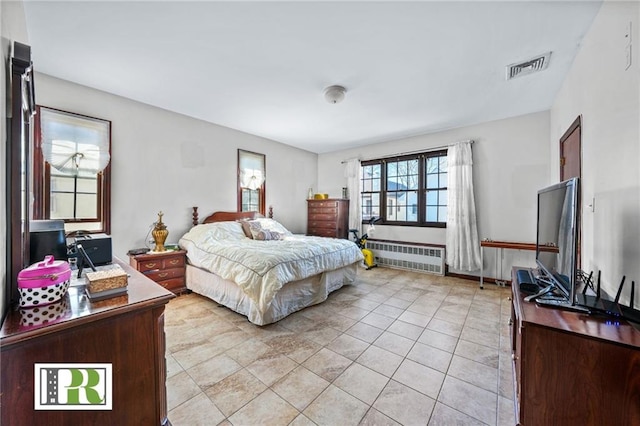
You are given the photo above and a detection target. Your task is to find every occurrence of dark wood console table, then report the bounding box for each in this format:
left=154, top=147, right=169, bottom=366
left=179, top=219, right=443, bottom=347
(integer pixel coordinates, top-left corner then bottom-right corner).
left=0, top=258, right=175, bottom=425
left=510, top=267, right=640, bottom=425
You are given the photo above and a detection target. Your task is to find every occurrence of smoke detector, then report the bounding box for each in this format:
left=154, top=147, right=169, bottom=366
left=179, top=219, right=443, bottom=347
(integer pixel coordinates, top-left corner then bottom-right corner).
left=324, top=85, right=347, bottom=104
left=506, top=52, right=551, bottom=80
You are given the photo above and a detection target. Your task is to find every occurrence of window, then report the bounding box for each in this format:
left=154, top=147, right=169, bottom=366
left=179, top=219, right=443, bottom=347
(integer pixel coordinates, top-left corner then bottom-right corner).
left=33, top=106, right=111, bottom=234
left=237, top=149, right=265, bottom=215
left=361, top=150, right=447, bottom=227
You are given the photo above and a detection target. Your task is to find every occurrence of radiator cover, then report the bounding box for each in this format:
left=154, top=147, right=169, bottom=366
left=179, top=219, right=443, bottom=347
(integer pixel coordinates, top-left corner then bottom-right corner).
left=366, top=240, right=445, bottom=276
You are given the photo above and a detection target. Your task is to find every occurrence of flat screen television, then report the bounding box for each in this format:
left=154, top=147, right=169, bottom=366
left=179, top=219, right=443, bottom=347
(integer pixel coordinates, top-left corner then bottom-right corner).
left=535, top=177, right=580, bottom=303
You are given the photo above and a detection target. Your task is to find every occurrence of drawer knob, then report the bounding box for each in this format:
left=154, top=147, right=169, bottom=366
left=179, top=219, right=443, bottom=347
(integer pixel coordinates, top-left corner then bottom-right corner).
left=144, top=262, right=158, bottom=269
left=158, top=272, right=169, bottom=278
left=168, top=259, right=180, bottom=265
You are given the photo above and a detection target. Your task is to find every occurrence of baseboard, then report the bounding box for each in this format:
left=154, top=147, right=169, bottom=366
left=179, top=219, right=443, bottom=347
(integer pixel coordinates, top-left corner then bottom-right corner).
left=446, top=271, right=510, bottom=286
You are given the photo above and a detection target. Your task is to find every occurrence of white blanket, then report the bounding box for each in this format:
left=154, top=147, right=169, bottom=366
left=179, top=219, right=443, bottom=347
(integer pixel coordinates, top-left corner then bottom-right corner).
left=179, top=222, right=363, bottom=312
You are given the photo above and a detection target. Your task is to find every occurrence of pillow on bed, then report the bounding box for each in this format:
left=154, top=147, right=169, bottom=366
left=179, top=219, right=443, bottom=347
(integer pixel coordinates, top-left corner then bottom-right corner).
left=238, top=220, right=254, bottom=239
left=184, top=221, right=248, bottom=243
left=245, top=218, right=292, bottom=241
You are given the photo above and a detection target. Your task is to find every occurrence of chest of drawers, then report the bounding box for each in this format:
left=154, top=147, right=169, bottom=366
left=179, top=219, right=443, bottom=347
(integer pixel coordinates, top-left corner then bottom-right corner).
left=129, top=250, right=187, bottom=295
left=307, top=199, right=349, bottom=239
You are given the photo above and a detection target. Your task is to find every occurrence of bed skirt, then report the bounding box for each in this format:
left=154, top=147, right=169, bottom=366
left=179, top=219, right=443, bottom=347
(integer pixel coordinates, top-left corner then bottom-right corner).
left=185, top=263, right=358, bottom=325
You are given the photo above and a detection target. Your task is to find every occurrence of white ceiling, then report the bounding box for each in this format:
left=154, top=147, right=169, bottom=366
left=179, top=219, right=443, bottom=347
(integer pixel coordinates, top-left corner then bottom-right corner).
left=23, top=1, right=602, bottom=154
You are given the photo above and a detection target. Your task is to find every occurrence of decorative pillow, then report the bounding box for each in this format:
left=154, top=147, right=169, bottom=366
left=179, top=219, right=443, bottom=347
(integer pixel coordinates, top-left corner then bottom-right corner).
left=245, top=218, right=292, bottom=241
left=238, top=220, right=254, bottom=239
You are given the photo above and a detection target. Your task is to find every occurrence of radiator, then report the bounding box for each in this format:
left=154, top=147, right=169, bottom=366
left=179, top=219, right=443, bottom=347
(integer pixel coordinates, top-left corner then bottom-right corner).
left=365, top=240, right=445, bottom=276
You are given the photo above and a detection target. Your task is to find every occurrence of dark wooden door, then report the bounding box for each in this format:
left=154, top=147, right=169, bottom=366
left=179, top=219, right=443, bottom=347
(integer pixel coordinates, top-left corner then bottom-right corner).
left=559, top=116, right=582, bottom=268
left=560, top=116, right=581, bottom=180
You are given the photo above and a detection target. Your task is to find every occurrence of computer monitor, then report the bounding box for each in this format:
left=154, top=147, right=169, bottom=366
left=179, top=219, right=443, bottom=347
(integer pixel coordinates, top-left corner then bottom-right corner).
left=29, top=220, right=67, bottom=264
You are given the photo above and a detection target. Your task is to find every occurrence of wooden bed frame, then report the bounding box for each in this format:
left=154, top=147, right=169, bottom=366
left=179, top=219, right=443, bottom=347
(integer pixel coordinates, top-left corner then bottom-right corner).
left=191, top=207, right=271, bottom=226
left=182, top=207, right=359, bottom=325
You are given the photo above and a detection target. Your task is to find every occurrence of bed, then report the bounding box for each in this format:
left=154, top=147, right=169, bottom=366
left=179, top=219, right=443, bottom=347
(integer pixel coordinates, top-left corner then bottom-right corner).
left=178, top=211, right=364, bottom=325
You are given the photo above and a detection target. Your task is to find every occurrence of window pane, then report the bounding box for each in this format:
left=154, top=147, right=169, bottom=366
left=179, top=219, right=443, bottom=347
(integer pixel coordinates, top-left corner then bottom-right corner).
left=76, top=194, right=97, bottom=218
left=439, top=190, right=448, bottom=206
left=361, top=193, right=380, bottom=221
left=50, top=193, right=74, bottom=219
left=426, top=190, right=437, bottom=205
left=426, top=174, right=439, bottom=188
left=426, top=206, right=437, bottom=222
left=440, top=172, right=448, bottom=188
left=241, top=188, right=259, bottom=212
left=439, top=206, right=448, bottom=222
left=439, top=156, right=448, bottom=172
left=387, top=162, right=397, bottom=178
left=426, top=157, right=439, bottom=174
left=76, top=176, right=97, bottom=194
left=396, top=205, right=409, bottom=221
left=51, top=175, right=75, bottom=192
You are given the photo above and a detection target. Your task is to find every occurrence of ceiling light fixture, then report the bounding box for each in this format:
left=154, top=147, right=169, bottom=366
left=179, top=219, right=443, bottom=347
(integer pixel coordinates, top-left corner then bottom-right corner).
left=324, top=85, right=347, bottom=104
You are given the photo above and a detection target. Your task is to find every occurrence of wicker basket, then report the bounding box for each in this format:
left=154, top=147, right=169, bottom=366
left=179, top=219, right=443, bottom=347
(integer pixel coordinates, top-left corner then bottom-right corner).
left=86, top=267, right=128, bottom=293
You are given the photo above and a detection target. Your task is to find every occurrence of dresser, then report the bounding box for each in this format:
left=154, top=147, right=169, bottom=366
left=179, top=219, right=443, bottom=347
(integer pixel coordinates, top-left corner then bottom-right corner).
left=307, top=199, right=349, bottom=239
left=129, top=250, right=187, bottom=295
left=0, top=258, right=175, bottom=426
left=510, top=267, right=640, bottom=425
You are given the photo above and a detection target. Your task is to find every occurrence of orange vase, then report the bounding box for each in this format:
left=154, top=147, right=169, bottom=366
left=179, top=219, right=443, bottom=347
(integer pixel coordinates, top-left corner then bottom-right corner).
left=152, top=212, right=168, bottom=252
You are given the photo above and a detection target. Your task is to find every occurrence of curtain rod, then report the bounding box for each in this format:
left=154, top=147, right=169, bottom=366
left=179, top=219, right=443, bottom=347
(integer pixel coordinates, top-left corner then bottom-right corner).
left=341, top=140, right=474, bottom=164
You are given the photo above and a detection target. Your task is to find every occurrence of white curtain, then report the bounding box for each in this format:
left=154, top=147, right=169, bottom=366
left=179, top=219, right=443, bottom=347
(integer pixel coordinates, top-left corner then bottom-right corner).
left=344, top=158, right=361, bottom=233
left=446, top=141, right=481, bottom=271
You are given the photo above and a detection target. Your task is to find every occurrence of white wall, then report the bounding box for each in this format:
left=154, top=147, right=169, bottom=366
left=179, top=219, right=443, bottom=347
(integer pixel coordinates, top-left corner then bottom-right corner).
left=1, top=0, right=30, bottom=318
left=318, top=111, right=550, bottom=277
left=34, top=73, right=318, bottom=259
left=550, top=0, right=640, bottom=307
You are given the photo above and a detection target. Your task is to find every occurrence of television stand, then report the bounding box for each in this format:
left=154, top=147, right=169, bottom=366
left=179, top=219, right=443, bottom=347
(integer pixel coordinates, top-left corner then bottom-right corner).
left=510, top=267, right=640, bottom=425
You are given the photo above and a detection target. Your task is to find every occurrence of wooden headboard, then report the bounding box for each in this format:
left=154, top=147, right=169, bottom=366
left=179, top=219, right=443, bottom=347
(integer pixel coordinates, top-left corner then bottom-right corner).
left=202, top=211, right=264, bottom=224
left=191, top=207, right=267, bottom=226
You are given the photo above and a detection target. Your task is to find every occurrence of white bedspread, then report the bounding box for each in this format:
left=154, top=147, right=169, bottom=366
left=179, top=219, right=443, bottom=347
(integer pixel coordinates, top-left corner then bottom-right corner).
left=179, top=222, right=363, bottom=312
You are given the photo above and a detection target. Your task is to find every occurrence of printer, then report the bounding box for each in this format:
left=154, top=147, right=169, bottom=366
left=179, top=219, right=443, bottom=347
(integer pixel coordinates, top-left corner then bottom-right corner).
left=68, top=233, right=112, bottom=266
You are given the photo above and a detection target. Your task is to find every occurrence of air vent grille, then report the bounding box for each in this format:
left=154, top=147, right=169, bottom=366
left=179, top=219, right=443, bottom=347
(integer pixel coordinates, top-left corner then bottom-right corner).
left=506, top=52, right=551, bottom=80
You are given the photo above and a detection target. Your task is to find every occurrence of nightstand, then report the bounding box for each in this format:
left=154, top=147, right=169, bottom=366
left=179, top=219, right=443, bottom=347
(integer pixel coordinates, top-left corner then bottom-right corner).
left=128, top=249, right=188, bottom=295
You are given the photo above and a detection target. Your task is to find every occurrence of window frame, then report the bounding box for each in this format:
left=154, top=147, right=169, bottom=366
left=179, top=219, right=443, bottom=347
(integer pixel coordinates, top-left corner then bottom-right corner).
left=32, top=106, right=112, bottom=234
left=361, top=149, right=447, bottom=228
left=237, top=149, right=266, bottom=215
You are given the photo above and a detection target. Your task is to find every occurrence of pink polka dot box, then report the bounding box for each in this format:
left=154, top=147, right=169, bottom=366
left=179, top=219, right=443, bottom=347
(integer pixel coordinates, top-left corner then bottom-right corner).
left=18, top=255, right=72, bottom=308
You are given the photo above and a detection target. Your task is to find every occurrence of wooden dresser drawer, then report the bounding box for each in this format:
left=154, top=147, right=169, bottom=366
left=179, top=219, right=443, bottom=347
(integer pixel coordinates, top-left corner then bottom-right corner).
left=308, top=206, right=338, bottom=215
left=144, top=267, right=184, bottom=282
left=163, top=255, right=185, bottom=269
left=309, top=200, right=339, bottom=209
left=155, top=277, right=185, bottom=292
left=308, top=213, right=338, bottom=222
left=137, top=259, right=163, bottom=272
left=308, top=220, right=338, bottom=230
left=309, top=228, right=339, bottom=238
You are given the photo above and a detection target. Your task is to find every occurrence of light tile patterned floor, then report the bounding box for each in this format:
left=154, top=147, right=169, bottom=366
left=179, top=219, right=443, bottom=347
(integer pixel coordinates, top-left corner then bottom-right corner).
left=165, top=267, right=515, bottom=426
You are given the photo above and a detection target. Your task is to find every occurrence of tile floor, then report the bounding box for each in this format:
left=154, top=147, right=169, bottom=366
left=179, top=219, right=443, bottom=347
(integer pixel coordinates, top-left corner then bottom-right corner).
left=165, top=267, right=516, bottom=426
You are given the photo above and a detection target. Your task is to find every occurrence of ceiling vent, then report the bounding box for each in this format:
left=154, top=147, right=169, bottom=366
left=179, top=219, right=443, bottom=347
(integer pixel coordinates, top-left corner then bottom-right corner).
left=506, top=52, right=551, bottom=80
